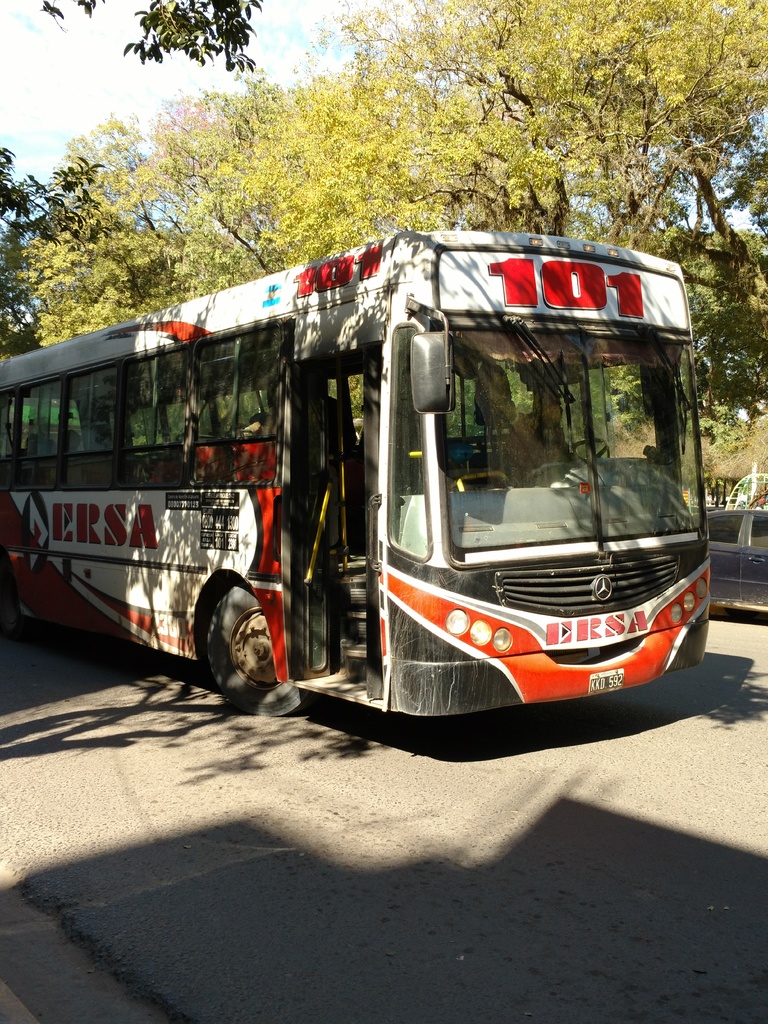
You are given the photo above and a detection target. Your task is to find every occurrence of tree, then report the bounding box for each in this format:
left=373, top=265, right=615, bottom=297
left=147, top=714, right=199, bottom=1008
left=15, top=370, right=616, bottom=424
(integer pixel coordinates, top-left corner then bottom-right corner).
left=0, top=228, right=39, bottom=358
left=0, top=147, right=102, bottom=241
left=335, top=0, right=768, bottom=450
left=686, top=232, right=768, bottom=427
left=150, top=81, right=291, bottom=286
left=43, top=0, right=261, bottom=73
left=248, top=70, right=449, bottom=260
left=338, top=0, right=768, bottom=249
left=26, top=119, right=191, bottom=344
left=1, top=0, right=262, bottom=235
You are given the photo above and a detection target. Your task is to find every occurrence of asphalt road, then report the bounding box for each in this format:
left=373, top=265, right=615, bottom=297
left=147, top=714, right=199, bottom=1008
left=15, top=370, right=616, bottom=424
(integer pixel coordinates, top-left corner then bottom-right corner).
left=1, top=611, right=767, bottom=1024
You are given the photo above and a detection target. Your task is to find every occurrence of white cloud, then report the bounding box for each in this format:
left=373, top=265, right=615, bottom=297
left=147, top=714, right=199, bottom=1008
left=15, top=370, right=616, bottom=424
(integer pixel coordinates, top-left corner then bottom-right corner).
left=0, top=1, right=346, bottom=180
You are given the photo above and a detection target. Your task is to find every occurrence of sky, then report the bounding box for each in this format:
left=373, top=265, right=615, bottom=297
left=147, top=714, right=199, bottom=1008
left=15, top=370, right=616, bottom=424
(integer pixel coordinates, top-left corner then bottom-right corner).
left=0, top=1, right=345, bottom=181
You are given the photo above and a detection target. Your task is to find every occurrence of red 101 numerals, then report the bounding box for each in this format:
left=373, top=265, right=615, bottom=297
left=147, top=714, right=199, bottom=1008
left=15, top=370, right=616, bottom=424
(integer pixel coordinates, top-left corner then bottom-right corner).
left=489, top=257, right=644, bottom=318
left=296, top=243, right=382, bottom=297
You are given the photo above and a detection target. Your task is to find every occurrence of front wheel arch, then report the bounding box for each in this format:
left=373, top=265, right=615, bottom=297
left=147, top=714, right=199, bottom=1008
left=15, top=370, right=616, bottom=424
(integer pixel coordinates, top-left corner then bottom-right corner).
left=207, top=585, right=315, bottom=716
left=0, top=556, right=33, bottom=641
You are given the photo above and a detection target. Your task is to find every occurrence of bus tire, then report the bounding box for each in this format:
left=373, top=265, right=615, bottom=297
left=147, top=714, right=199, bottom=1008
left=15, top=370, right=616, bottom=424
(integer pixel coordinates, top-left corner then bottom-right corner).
left=207, top=586, right=316, bottom=716
left=0, top=557, right=32, bottom=642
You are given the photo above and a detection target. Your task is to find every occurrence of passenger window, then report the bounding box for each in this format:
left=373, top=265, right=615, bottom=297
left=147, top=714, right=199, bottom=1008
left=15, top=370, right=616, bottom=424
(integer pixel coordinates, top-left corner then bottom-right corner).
left=17, top=380, right=61, bottom=489
left=0, top=391, right=14, bottom=489
left=120, top=350, right=187, bottom=486
left=748, top=514, right=768, bottom=551
left=64, top=366, right=117, bottom=487
left=193, top=329, right=280, bottom=485
left=708, top=514, right=743, bottom=545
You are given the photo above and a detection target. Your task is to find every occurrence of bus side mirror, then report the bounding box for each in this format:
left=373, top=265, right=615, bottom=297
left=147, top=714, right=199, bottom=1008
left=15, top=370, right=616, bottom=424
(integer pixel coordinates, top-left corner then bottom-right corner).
left=411, top=331, right=455, bottom=414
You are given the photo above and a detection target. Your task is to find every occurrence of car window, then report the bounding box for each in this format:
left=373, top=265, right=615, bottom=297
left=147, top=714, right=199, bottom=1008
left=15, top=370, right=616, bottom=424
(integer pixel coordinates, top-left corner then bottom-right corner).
left=748, top=513, right=768, bottom=550
left=708, top=513, right=743, bottom=545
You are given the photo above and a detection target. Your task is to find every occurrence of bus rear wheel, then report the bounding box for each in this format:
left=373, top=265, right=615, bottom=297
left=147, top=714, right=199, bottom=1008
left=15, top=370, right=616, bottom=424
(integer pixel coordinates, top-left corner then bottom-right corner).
left=0, top=558, right=31, bottom=641
left=207, top=586, right=316, bottom=716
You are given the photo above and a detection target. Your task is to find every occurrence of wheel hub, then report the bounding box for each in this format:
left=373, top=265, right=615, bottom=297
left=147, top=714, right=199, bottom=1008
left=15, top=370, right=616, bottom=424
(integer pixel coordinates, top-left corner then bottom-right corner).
left=230, top=609, right=278, bottom=689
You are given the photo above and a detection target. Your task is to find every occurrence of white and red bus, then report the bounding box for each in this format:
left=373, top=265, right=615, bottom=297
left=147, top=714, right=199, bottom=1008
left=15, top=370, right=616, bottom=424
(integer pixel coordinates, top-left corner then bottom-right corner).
left=0, top=231, right=709, bottom=715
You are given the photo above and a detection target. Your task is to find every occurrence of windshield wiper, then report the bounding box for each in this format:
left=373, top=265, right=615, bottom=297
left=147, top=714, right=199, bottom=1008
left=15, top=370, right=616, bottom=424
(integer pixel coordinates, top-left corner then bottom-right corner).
left=502, top=315, right=576, bottom=407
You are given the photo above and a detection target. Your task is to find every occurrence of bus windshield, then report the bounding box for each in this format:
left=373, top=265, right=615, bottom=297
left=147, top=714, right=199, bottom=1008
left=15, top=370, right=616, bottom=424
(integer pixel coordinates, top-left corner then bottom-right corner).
left=440, top=323, right=703, bottom=555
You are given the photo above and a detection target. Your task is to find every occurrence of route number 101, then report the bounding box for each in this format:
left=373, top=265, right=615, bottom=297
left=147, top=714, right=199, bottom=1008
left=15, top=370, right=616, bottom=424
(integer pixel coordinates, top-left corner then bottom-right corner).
left=489, top=257, right=644, bottom=318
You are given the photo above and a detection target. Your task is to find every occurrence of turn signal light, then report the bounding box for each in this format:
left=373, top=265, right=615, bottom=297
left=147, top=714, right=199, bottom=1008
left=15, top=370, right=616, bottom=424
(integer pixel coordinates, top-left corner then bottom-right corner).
left=446, top=609, right=470, bottom=636
left=470, top=620, right=493, bottom=646
left=493, top=628, right=513, bottom=653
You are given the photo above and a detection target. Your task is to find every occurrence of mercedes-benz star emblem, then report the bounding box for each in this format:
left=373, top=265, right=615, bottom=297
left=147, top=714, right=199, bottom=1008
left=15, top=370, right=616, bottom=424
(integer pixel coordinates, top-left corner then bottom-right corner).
left=592, top=574, right=613, bottom=602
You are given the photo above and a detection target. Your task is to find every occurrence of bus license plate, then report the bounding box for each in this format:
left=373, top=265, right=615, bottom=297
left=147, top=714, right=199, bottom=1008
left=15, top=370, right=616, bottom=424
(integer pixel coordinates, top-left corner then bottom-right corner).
left=588, top=669, right=624, bottom=694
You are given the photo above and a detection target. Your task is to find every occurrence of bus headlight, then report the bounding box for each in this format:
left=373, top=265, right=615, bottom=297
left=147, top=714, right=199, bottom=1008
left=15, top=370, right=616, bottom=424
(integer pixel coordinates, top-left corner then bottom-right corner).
left=683, top=592, right=696, bottom=612
left=696, top=577, right=708, bottom=599
left=670, top=603, right=683, bottom=623
left=493, top=628, right=513, bottom=653
left=446, top=609, right=470, bottom=636
left=470, top=620, right=493, bottom=646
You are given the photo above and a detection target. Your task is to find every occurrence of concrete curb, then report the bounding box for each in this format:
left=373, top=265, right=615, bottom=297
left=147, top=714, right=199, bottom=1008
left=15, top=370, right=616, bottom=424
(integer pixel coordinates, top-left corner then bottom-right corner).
left=0, top=864, right=168, bottom=1024
left=0, top=981, right=38, bottom=1024
left=0, top=866, right=39, bottom=1023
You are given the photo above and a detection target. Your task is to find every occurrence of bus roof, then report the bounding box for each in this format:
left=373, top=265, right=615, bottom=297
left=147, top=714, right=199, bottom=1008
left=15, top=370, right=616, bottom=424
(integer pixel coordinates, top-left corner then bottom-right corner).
left=0, top=231, right=687, bottom=385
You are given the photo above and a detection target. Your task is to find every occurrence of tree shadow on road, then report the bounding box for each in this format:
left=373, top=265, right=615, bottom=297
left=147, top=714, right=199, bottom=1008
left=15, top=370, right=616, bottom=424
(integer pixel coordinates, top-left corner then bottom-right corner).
left=0, top=624, right=765, bottom=767
left=299, top=648, right=763, bottom=763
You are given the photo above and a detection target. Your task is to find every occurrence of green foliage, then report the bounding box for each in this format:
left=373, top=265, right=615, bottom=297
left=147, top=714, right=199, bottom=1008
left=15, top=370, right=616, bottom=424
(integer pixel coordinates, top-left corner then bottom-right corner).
left=0, top=147, right=102, bottom=241
left=150, top=82, right=289, bottom=284
left=6, top=0, right=768, bottom=466
left=42, top=0, right=260, bottom=71
left=0, top=228, right=39, bottom=359
left=26, top=120, right=190, bottom=345
left=338, top=0, right=768, bottom=247
left=125, top=1, right=260, bottom=72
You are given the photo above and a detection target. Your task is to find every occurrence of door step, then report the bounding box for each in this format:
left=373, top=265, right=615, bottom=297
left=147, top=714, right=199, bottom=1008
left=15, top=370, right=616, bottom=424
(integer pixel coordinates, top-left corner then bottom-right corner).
left=297, top=672, right=382, bottom=707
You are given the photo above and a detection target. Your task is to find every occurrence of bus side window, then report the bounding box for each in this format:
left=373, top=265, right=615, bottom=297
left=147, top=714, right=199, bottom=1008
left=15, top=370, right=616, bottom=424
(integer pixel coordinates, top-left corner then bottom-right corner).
left=16, top=380, right=60, bottom=489
left=232, top=440, right=276, bottom=483
left=120, top=350, right=187, bottom=487
left=193, top=328, right=280, bottom=486
left=0, top=391, right=14, bottom=489
left=194, top=443, right=232, bottom=482
left=64, top=366, right=117, bottom=488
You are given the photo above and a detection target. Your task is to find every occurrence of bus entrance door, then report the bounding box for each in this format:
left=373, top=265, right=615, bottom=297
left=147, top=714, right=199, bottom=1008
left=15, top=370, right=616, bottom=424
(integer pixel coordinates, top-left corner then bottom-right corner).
left=291, top=351, right=382, bottom=703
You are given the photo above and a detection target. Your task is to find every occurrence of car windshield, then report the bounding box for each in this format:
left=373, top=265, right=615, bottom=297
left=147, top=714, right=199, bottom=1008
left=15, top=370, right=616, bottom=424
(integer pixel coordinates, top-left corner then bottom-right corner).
left=440, top=323, right=704, bottom=555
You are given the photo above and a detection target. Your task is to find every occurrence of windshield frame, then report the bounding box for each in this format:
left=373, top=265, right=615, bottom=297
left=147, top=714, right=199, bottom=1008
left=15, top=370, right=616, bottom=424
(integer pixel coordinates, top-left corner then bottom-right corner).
left=432, top=316, right=706, bottom=565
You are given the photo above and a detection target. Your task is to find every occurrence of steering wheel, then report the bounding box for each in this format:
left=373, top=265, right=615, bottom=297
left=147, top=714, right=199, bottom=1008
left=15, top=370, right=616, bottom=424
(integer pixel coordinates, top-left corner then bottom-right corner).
left=454, top=470, right=510, bottom=492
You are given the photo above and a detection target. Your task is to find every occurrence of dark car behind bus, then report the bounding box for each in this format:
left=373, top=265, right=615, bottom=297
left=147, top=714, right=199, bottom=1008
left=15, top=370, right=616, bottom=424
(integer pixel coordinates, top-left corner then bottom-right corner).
left=708, top=508, right=768, bottom=615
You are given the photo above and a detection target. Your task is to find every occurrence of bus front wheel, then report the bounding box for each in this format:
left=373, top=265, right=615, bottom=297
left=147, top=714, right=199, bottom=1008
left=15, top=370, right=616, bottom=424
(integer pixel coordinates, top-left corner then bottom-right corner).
left=0, top=558, right=32, bottom=642
left=207, top=587, right=315, bottom=716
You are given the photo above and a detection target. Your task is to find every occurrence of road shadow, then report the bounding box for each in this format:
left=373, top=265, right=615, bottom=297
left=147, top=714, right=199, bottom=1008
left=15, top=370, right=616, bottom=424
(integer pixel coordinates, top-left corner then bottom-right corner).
left=18, top=799, right=768, bottom=1024
left=300, top=649, right=758, bottom=762
left=1, top=623, right=764, bottom=766
left=1, top=623, right=217, bottom=698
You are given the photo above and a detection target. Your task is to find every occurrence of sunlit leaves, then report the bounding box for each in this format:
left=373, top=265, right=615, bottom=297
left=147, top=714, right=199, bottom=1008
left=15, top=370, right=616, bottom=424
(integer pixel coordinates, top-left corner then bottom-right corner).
left=0, top=228, right=39, bottom=360
left=26, top=120, right=189, bottom=345
left=339, top=0, right=768, bottom=248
